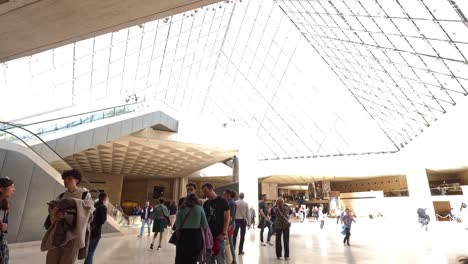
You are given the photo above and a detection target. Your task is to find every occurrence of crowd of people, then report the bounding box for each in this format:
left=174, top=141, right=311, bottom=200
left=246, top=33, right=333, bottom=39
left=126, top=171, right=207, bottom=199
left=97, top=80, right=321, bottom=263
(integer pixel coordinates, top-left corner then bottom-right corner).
left=0, top=168, right=363, bottom=264
left=8, top=169, right=461, bottom=263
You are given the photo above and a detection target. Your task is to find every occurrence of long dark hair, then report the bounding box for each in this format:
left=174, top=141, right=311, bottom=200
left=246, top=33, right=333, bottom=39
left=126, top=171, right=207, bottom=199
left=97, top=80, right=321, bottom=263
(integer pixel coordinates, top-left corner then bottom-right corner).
left=182, top=193, right=200, bottom=208
left=0, top=177, right=14, bottom=211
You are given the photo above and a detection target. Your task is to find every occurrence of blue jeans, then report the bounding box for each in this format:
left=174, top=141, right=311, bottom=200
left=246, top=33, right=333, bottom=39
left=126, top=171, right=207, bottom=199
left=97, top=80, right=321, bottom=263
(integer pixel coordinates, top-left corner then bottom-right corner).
left=139, top=218, right=151, bottom=236
left=84, top=237, right=100, bottom=264
left=206, top=239, right=226, bottom=264
left=420, top=218, right=428, bottom=231
left=260, top=220, right=272, bottom=243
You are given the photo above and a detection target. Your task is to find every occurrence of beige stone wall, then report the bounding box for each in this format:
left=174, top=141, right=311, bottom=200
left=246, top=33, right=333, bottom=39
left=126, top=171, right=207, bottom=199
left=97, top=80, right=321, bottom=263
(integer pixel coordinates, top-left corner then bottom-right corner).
left=331, top=176, right=407, bottom=194
left=81, top=172, right=124, bottom=205
left=261, top=183, right=278, bottom=200
left=121, top=178, right=174, bottom=207
left=456, top=171, right=468, bottom=185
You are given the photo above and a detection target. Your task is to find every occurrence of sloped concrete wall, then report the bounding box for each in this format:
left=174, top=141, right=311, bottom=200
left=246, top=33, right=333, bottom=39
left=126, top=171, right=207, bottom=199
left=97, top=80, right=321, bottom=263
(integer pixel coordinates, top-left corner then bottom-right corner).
left=0, top=143, right=119, bottom=243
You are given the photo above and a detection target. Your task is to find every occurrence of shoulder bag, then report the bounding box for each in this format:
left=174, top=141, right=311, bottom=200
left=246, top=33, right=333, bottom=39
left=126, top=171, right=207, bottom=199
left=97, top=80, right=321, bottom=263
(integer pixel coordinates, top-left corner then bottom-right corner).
left=276, top=206, right=291, bottom=228
left=169, top=207, right=194, bottom=245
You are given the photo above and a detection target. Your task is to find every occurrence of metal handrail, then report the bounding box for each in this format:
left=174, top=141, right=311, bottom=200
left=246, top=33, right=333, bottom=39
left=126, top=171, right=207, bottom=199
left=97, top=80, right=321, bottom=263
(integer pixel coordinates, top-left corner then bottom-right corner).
left=0, top=121, right=98, bottom=192
left=0, top=121, right=124, bottom=224
left=0, top=102, right=141, bottom=140
left=15, top=100, right=144, bottom=127
left=0, top=121, right=67, bottom=162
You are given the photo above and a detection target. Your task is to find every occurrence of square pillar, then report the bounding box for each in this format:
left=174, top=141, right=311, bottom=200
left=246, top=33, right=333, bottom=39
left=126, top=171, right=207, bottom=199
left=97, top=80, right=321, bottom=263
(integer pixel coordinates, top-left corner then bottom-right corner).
left=237, top=129, right=259, bottom=213
left=180, top=177, right=188, bottom=198
left=172, top=178, right=180, bottom=202
left=406, top=167, right=434, bottom=219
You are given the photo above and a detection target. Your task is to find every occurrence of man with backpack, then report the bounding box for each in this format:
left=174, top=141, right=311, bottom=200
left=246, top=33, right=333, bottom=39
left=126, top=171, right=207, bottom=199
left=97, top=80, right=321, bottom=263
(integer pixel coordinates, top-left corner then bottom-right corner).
left=42, top=169, right=94, bottom=264
left=84, top=192, right=108, bottom=264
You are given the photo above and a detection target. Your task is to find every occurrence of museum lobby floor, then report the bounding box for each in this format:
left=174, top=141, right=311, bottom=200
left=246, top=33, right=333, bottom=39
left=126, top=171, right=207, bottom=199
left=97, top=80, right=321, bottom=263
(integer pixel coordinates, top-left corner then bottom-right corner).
left=9, top=218, right=468, bottom=263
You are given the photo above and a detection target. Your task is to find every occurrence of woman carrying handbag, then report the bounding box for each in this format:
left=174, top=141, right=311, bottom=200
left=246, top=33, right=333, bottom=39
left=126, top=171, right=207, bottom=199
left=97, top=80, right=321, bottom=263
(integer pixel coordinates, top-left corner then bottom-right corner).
left=273, top=198, right=291, bottom=261
left=174, top=193, right=208, bottom=264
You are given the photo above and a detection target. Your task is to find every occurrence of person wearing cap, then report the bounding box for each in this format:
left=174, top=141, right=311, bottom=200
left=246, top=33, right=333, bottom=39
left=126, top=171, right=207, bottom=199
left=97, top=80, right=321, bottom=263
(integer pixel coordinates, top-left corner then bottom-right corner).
left=0, top=177, right=15, bottom=264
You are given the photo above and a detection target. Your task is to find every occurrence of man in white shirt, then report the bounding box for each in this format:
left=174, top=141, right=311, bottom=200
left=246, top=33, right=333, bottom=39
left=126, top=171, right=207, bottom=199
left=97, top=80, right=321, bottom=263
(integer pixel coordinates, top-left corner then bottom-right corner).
left=233, top=193, right=250, bottom=255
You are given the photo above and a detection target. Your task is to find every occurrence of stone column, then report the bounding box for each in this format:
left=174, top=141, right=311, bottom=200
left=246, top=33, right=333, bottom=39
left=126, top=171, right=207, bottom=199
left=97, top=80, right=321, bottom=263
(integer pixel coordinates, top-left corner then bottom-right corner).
left=172, top=178, right=180, bottom=202
left=237, top=129, right=259, bottom=213
left=232, top=155, right=239, bottom=183
left=180, top=177, right=188, bottom=198
left=406, top=167, right=434, bottom=219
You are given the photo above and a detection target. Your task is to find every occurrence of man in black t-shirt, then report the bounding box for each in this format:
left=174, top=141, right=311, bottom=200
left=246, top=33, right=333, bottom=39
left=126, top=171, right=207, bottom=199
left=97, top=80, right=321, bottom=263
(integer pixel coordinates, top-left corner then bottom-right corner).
left=202, top=183, right=230, bottom=264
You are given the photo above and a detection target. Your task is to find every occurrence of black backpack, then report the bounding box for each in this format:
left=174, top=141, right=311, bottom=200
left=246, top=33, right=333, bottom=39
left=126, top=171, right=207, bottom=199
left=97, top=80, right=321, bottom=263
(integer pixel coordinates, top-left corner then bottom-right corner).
left=90, top=203, right=105, bottom=232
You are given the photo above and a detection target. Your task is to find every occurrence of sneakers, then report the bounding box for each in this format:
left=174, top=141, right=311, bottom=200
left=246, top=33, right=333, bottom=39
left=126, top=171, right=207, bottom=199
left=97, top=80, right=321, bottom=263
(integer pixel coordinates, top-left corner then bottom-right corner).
left=267, top=242, right=274, bottom=246
left=137, top=235, right=142, bottom=238
left=261, top=242, right=266, bottom=246
left=157, top=245, right=162, bottom=250
left=239, top=252, right=245, bottom=256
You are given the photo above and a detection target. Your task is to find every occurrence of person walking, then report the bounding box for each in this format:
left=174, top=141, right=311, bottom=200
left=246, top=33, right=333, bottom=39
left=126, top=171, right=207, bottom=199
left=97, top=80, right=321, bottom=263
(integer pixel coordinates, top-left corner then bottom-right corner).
left=84, top=192, right=108, bottom=264
left=223, top=189, right=237, bottom=264
left=318, top=207, right=326, bottom=229
left=138, top=201, right=153, bottom=238
left=342, top=208, right=356, bottom=246
left=150, top=198, right=170, bottom=250
left=43, top=169, right=94, bottom=264
left=459, top=203, right=468, bottom=229
left=233, top=193, right=249, bottom=256
left=168, top=200, right=177, bottom=229
left=259, top=194, right=272, bottom=246
left=0, top=177, right=15, bottom=264
left=335, top=208, right=342, bottom=225
left=249, top=206, right=256, bottom=229
left=273, top=198, right=290, bottom=261
left=202, top=183, right=230, bottom=264
left=417, top=208, right=429, bottom=231
left=175, top=193, right=208, bottom=264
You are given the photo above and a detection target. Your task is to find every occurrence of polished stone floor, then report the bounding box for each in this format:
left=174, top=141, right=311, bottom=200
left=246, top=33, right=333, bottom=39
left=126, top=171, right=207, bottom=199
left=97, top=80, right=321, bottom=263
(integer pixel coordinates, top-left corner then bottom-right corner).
left=9, top=218, right=468, bottom=263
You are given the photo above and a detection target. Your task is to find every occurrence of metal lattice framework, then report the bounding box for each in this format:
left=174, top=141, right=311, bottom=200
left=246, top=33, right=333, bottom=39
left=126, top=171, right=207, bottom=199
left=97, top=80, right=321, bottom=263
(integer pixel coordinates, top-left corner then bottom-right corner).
left=3, top=0, right=468, bottom=160
left=276, top=0, right=468, bottom=150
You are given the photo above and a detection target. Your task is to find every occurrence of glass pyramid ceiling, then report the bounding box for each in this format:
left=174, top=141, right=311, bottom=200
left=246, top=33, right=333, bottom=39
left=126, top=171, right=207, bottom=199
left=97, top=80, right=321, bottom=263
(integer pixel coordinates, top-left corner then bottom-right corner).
left=276, top=0, right=468, bottom=150
left=1, top=0, right=467, bottom=160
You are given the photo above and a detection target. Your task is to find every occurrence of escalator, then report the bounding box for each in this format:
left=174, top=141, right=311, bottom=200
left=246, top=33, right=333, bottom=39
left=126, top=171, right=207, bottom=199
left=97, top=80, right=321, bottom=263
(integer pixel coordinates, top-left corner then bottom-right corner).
left=0, top=121, right=129, bottom=243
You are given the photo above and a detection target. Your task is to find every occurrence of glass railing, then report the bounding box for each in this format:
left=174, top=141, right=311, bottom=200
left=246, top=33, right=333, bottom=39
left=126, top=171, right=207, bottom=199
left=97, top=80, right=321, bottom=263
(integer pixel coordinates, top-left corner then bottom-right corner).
left=0, top=101, right=144, bottom=141
left=0, top=121, right=126, bottom=227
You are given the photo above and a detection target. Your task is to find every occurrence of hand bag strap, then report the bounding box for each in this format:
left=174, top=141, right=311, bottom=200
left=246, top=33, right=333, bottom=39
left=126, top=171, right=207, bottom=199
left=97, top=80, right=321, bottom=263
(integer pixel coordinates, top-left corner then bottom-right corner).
left=277, top=206, right=289, bottom=222
left=179, top=207, right=194, bottom=229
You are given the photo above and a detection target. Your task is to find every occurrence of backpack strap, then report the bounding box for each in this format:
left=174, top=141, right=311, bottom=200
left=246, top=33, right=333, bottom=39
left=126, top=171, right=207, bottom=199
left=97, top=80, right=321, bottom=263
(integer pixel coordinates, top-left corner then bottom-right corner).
left=59, top=191, right=88, bottom=199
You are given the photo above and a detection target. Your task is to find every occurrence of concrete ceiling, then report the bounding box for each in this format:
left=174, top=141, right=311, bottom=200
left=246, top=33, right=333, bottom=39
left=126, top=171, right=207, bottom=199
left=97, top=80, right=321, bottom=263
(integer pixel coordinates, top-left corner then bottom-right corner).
left=58, top=134, right=237, bottom=179
left=426, top=168, right=468, bottom=175
left=0, top=0, right=221, bottom=62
